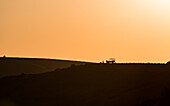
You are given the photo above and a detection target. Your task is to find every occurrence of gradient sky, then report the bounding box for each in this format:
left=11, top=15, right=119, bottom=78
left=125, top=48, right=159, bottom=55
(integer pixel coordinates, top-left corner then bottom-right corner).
left=1, top=0, right=170, bottom=62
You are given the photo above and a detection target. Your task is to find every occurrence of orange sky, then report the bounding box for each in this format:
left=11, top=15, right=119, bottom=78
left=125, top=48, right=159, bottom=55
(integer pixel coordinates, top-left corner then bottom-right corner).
left=1, top=0, right=170, bottom=62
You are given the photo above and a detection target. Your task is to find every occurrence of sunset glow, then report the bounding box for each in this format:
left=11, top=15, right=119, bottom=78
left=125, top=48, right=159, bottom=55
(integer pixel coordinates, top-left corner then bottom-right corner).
left=1, top=0, right=170, bottom=62
left=152, top=0, right=170, bottom=5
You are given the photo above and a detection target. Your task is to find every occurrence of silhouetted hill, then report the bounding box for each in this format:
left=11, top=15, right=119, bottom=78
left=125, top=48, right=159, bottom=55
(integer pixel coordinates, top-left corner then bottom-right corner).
left=0, top=57, right=90, bottom=78
left=1, top=63, right=170, bottom=106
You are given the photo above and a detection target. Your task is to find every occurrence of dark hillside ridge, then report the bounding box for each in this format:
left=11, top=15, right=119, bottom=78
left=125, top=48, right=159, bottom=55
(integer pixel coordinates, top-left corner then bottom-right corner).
left=0, top=57, right=91, bottom=78
left=0, top=57, right=91, bottom=62
left=1, top=64, right=170, bottom=105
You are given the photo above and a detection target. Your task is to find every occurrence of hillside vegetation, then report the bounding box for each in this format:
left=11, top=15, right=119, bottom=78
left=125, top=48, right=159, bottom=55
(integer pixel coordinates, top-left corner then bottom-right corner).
left=0, top=63, right=170, bottom=106
left=0, top=57, right=88, bottom=78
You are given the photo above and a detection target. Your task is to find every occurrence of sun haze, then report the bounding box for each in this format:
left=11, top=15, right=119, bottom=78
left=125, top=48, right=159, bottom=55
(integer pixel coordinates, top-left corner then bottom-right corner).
left=1, top=0, right=170, bottom=62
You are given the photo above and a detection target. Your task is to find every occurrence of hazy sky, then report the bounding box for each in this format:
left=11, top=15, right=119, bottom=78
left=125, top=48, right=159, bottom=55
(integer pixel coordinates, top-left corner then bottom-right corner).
left=1, top=0, right=170, bottom=62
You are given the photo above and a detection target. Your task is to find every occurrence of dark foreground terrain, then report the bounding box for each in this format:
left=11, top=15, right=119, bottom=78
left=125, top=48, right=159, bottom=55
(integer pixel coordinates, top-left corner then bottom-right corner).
left=0, top=57, right=88, bottom=78
left=1, top=63, right=170, bottom=106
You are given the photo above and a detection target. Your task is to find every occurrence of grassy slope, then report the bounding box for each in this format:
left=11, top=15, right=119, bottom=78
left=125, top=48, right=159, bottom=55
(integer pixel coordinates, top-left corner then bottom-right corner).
left=0, top=57, right=89, bottom=78
left=0, top=64, right=170, bottom=106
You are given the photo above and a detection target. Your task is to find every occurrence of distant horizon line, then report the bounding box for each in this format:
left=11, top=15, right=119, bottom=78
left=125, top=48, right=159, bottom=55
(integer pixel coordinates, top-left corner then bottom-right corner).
left=0, top=56, right=94, bottom=63
left=0, top=56, right=169, bottom=64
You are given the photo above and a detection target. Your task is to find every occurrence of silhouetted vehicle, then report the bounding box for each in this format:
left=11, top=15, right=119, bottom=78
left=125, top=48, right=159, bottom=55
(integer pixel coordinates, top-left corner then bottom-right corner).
left=106, top=58, right=115, bottom=64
